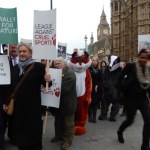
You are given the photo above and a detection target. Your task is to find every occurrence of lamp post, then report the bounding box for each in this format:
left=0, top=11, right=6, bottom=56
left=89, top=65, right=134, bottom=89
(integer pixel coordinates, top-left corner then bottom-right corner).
left=84, top=35, right=88, bottom=52
left=50, top=0, right=53, bottom=9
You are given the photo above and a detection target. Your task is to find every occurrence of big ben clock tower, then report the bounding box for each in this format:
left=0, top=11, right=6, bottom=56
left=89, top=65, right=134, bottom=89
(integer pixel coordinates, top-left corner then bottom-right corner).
left=97, top=8, right=110, bottom=41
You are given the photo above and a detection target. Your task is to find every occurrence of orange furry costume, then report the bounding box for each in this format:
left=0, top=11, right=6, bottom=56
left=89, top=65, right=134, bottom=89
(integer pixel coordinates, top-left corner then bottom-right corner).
left=69, top=50, right=92, bottom=135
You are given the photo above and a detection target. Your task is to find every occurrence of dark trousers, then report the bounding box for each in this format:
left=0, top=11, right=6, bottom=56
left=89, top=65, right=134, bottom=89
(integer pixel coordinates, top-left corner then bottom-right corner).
left=18, top=141, right=42, bottom=150
left=100, top=98, right=119, bottom=119
left=54, top=113, right=75, bottom=145
left=88, top=102, right=98, bottom=119
left=118, top=100, right=150, bottom=144
left=0, top=124, right=5, bottom=147
left=0, top=102, right=5, bottom=147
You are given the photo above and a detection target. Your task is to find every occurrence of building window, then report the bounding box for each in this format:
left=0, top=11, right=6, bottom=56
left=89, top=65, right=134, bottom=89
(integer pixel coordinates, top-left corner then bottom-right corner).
left=115, top=2, right=118, bottom=11
left=142, top=26, right=144, bottom=33
left=141, top=5, right=144, bottom=20
left=149, top=3, right=150, bottom=19
left=114, top=22, right=118, bottom=26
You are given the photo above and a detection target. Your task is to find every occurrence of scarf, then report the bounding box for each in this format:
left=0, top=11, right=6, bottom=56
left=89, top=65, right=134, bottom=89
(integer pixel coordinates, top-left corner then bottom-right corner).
left=92, top=66, right=98, bottom=74
left=18, top=57, right=35, bottom=76
left=135, top=60, right=150, bottom=90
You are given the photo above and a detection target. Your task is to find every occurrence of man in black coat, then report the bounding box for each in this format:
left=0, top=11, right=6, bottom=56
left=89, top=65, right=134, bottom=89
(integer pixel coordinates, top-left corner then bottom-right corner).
left=3, top=43, right=51, bottom=150
left=4, top=44, right=18, bottom=141
left=0, top=53, right=8, bottom=150
left=0, top=85, right=7, bottom=150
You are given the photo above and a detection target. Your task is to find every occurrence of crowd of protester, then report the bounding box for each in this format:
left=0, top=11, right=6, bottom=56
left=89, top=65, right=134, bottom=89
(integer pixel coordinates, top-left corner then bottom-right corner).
left=0, top=44, right=150, bottom=150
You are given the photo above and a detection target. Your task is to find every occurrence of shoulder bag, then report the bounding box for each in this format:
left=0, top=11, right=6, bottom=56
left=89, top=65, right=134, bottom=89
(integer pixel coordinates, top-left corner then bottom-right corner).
left=7, top=63, right=35, bottom=115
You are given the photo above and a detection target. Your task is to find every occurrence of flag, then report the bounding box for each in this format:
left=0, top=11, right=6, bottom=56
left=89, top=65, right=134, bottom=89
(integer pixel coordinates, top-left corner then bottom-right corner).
left=0, top=8, right=18, bottom=44
left=57, top=42, right=67, bottom=59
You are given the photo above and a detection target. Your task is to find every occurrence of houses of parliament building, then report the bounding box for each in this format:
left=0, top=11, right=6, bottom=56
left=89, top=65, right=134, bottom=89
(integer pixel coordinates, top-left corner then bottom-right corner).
left=90, top=0, right=150, bottom=62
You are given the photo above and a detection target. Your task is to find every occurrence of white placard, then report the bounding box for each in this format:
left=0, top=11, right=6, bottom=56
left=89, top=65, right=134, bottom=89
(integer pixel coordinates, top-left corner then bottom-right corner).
left=57, top=42, right=67, bottom=59
left=0, top=55, right=10, bottom=84
left=138, top=34, right=150, bottom=52
left=41, top=68, right=62, bottom=108
left=33, top=9, right=56, bottom=60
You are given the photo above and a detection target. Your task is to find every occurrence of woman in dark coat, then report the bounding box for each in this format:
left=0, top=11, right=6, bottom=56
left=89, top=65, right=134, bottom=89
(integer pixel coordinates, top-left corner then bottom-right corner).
left=3, top=43, right=51, bottom=150
left=117, top=49, right=150, bottom=150
left=88, top=57, right=102, bottom=123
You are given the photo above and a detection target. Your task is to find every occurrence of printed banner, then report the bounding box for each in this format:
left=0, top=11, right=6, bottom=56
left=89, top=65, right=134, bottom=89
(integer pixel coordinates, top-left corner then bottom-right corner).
left=20, top=38, right=32, bottom=45
left=41, top=68, right=62, bottom=108
left=33, top=9, right=56, bottom=60
left=0, top=55, right=10, bottom=84
left=138, top=34, right=150, bottom=52
left=0, top=7, right=18, bottom=44
left=57, top=42, right=67, bottom=59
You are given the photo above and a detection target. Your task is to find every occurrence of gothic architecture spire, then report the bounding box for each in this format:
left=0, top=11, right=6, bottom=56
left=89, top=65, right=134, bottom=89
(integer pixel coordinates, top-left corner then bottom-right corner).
left=97, top=7, right=110, bottom=41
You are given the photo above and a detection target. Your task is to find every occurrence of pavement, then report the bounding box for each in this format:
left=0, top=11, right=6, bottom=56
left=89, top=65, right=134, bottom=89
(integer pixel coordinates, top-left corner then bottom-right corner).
left=5, top=108, right=143, bottom=150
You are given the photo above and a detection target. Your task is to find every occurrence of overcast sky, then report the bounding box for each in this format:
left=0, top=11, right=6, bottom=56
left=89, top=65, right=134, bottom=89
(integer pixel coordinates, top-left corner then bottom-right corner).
left=0, top=0, right=110, bottom=53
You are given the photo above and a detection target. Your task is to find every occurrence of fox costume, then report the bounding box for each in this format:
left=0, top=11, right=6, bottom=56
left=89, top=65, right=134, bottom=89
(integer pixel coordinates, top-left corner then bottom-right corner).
left=69, top=50, right=92, bottom=135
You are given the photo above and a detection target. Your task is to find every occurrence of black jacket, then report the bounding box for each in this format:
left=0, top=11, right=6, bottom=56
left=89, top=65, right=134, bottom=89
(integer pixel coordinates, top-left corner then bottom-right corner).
left=119, top=63, right=150, bottom=102
left=9, top=62, right=51, bottom=146
left=102, top=66, right=122, bottom=101
left=89, top=66, right=102, bottom=103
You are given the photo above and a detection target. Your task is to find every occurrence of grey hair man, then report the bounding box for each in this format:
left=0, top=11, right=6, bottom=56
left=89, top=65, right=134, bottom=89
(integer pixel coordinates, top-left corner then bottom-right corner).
left=51, top=57, right=77, bottom=150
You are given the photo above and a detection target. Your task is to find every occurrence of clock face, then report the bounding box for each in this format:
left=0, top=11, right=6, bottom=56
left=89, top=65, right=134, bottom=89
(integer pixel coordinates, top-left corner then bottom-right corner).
left=103, top=29, right=108, bottom=35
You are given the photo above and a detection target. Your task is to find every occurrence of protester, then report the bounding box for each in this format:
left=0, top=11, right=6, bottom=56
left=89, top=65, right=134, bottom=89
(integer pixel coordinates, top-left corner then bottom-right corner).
left=119, top=61, right=127, bottom=117
left=8, top=44, right=19, bottom=68
left=0, top=52, right=10, bottom=150
left=117, top=48, right=150, bottom=150
left=51, top=57, right=77, bottom=150
left=3, top=43, right=51, bottom=150
left=0, top=86, right=5, bottom=150
left=98, top=55, right=122, bottom=121
left=68, top=50, right=92, bottom=135
left=5, top=44, right=19, bottom=141
left=97, top=60, right=107, bottom=110
left=99, top=60, right=107, bottom=73
left=0, top=53, right=4, bottom=150
left=88, top=57, right=102, bottom=123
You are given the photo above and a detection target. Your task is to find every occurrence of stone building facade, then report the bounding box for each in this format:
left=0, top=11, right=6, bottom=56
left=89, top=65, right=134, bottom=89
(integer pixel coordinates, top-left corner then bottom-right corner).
left=111, top=0, right=150, bottom=62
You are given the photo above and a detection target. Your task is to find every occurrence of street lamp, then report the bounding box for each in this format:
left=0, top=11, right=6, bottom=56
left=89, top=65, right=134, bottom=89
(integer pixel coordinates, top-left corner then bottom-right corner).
left=50, top=0, right=53, bottom=9
left=84, top=35, right=88, bottom=52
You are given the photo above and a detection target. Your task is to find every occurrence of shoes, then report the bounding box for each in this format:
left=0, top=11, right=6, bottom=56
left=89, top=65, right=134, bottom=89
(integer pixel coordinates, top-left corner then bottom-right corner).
left=61, top=142, right=70, bottom=150
left=120, top=112, right=126, bottom=117
left=117, top=130, right=124, bottom=143
left=98, top=116, right=108, bottom=120
left=92, top=118, right=97, bottom=123
left=51, top=136, right=62, bottom=143
left=88, top=117, right=93, bottom=123
left=108, top=117, right=116, bottom=122
left=0, top=146, right=5, bottom=150
left=141, top=144, right=150, bottom=150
